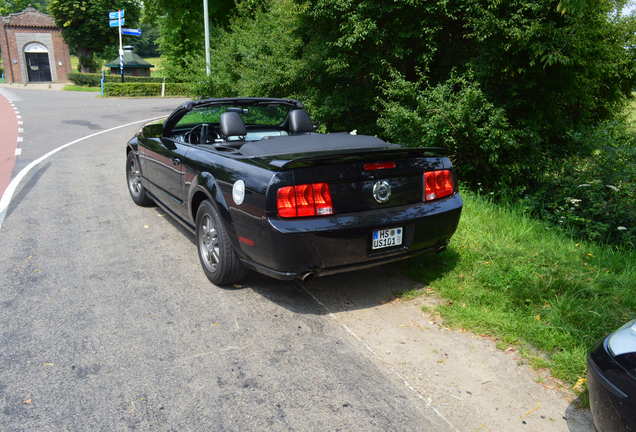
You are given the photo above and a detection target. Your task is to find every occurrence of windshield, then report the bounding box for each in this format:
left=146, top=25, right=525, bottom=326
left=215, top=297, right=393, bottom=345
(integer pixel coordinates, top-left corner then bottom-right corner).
left=176, top=103, right=293, bottom=128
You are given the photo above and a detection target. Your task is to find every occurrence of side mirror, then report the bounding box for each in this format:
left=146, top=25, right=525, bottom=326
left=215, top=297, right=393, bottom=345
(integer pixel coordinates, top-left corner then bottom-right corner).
left=142, top=122, right=163, bottom=138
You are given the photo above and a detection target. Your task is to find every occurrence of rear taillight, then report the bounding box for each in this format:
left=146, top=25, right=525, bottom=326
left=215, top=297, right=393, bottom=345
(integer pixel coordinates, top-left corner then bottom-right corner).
left=277, top=183, right=334, bottom=218
left=424, top=170, right=454, bottom=201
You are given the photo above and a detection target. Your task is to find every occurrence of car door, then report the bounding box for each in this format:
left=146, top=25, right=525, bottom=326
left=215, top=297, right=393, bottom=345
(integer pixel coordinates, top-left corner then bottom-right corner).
left=138, top=135, right=189, bottom=219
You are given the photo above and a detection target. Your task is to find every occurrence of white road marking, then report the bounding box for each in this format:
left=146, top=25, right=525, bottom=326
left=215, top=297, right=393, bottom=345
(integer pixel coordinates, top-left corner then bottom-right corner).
left=16, top=137, right=23, bottom=142
left=298, top=284, right=460, bottom=431
left=18, top=127, right=24, bottom=133
left=0, top=115, right=166, bottom=229
left=15, top=148, right=22, bottom=156
left=16, top=115, right=21, bottom=119
left=18, top=121, right=23, bottom=125
left=0, top=88, right=21, bottom=101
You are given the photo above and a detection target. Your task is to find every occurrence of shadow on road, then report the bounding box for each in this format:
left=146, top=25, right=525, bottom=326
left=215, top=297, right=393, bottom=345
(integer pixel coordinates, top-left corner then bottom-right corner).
left=154, top=205, right=460, bottom=316
left=6, top=162, right=51, bottom=219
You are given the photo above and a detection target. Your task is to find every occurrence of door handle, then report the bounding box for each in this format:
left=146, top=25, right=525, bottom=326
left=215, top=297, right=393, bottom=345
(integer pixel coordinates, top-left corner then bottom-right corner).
left=172, top=157, right=181, bottom=165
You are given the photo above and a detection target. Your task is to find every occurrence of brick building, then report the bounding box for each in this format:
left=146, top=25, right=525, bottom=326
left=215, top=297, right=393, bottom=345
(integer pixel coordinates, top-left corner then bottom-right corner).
left=0, top=7, right=71, bottom=83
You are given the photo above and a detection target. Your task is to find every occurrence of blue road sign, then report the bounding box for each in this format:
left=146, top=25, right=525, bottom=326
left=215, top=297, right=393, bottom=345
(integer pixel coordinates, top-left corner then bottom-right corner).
left=121, top=28, right=142, bottom=36
left=109, top=18, right=124, bottom=27
left=108, top=10, right=124, bottom=19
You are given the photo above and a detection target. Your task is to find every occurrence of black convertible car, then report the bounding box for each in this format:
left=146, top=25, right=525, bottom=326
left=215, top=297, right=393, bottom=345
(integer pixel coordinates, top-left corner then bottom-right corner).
left=125, top=98, right=462, bottom=285
left=588, top=319, right=636, bottom=431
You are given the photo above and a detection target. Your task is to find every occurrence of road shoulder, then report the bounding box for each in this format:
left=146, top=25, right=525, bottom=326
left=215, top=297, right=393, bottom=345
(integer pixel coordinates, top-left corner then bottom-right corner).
left=0, top=94, right=18, bottom=198
left=305, top=268, right=595, bottom=432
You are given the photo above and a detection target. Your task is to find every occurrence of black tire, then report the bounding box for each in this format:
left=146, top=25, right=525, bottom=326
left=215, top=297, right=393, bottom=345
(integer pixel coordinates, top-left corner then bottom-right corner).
left=196, top=200, right=247, bottom=285
left=126, top=151, right=154, bottom=207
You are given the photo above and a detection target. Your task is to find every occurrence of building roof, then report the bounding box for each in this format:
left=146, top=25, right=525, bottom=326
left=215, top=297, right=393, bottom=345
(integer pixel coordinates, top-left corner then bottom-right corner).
left=105, top=51, right=154, bottom=69
left=1, top=7, right=58, bottom=28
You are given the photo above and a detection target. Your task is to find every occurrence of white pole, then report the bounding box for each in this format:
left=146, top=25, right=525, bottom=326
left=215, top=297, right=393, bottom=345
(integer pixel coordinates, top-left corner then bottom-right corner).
left=118, top=9, right=124, bottom=82
left=203, top=0, right=211, bottom=76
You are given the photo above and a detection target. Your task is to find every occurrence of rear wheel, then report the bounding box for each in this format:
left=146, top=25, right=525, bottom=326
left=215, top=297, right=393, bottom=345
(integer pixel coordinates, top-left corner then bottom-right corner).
left=196, top=200, right=246, bottom=286
left=126, top=152, right=153, bottom=206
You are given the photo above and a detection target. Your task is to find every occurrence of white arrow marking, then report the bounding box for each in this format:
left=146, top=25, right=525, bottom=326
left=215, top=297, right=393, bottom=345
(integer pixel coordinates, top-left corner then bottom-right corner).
left=0, top=115, right=166, bottom=230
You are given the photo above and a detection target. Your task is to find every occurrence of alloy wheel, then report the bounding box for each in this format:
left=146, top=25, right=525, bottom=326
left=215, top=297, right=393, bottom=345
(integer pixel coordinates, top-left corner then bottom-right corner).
left=128, top=157, right=142, bottom=196
left=199, top=214, right=220, bottom=272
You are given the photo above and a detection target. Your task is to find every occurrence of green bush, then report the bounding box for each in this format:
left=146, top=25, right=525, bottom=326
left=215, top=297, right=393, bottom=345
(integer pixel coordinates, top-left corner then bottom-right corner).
left=104, top=82, right=160, bottom=96
left=68, top=72, right=167, bottom=87
left=103, top=82, right=192, bottom=97
left=164, top=0, right=636, bottom=246
left=164, top=83, right=193, bottom=97
left=526, top=121, right=636, bottom=247
left=378, top=72, right=525, bottom=190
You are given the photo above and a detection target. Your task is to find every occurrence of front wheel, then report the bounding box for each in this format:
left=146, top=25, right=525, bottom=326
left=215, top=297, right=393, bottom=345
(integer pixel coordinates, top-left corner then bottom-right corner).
left=126, top=151, right=153, bottom=206
left=196, top=200, right=247, bottom=286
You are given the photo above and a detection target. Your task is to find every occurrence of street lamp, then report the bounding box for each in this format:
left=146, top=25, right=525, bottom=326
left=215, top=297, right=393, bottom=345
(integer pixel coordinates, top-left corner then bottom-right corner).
left=203, top=0, right=211, bottom=76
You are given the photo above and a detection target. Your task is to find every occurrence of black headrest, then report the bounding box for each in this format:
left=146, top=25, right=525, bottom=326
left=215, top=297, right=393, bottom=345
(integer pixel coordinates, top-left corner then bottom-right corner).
left=220, top=112, right=246, bottom=138
left=288, top=109, right=314, bottom=134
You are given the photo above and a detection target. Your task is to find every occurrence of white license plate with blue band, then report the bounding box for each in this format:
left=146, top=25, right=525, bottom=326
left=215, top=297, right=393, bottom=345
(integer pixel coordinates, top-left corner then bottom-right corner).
left=372, top=227, right=403, bottom=250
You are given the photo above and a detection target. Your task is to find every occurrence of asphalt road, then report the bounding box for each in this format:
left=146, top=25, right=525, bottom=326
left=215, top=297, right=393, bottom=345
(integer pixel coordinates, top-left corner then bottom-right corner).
left=0, top=89, right=450, bottom=431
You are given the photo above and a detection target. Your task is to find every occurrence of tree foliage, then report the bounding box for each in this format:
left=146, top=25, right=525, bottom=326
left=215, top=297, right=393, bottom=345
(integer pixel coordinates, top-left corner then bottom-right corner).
left=143, top=0, right=235, bottom=69
left=187, top=0, right=303, bottom=100
left=171, top=0, right=635, bottom=244
left=0, top=0, right=49, bottom=15
left=49, top=0, right=141, bottom=72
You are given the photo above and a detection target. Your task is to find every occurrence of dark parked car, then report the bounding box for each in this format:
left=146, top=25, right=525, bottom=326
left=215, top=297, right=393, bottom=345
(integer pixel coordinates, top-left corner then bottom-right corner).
left=588, top=319, right=636, bottom=431
left=125, top=98, right=462, bottom=285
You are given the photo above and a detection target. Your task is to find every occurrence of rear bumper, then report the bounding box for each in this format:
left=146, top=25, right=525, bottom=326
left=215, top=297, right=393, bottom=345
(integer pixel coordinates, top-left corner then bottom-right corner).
left=588, top=340, right=636, bottom=432
left=237, top=193, right=462, bottom=280
left=243, top=242, right=446, bottom=280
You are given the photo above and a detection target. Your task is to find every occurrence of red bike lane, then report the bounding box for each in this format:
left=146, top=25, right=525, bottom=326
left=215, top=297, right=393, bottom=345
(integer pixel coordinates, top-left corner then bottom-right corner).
left=0, top=95, right=18, bottom=198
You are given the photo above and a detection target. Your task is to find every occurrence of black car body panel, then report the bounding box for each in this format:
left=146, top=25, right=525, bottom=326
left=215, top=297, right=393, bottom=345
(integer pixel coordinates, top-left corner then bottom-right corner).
left=127, top=98, right=462, bottom=280
left=588, top=327, right=636, bottom=432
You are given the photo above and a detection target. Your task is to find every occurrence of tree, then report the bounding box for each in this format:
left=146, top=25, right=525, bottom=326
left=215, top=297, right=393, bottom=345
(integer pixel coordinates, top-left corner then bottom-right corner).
left=292, top=0, right=635, bottom=188
left=129, top=23, right=160, bottom=57
left=0, top=0, right=49, bottom=16
left=49, top=0, right=141, bottom=72
left=188, top=0, right=634, bottom=194
left=142, top=0, right=235, bottom=70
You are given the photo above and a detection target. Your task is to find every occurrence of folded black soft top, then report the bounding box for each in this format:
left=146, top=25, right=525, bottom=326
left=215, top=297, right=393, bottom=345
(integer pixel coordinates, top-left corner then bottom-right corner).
left=239, top=133, right=399, bottom=157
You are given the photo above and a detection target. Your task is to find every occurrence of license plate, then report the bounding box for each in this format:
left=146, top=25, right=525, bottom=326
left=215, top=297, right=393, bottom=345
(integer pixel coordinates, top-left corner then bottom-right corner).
left=372, top=227, right=403, bottom=250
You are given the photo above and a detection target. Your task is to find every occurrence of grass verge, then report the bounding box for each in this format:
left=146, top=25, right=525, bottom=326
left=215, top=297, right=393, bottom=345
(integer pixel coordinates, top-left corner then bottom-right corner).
left=407, top=190, right=635, bottom=390
left=63, top=85, right=99, bottom=92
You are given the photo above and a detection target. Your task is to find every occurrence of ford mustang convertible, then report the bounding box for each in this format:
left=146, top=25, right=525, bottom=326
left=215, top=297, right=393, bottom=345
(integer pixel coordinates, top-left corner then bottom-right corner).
left=125, top=98, right=462, bottom=285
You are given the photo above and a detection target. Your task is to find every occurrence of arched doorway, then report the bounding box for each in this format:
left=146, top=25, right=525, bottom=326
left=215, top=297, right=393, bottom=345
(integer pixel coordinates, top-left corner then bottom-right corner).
left=24, top=42, right=52, bottom=82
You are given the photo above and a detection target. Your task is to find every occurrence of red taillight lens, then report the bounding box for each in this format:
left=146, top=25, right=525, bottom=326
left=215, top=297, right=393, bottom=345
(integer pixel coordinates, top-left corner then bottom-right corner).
left=276, top=186, right=297, bottom=218
left=424, top=170, right=454, bottom=201
left=312, top=182, right=333, bottom=215
left=363, top=161, right=397, bottom=171
left=294, top=184, right=315, bottom=217
left=277, top=183, right=334, bottom=218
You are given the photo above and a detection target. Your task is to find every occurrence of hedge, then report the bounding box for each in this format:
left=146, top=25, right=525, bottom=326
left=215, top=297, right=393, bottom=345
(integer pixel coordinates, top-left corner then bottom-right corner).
left=68, top=72, right=168, bottom=87
left=103, top=82, right=193, bottom=97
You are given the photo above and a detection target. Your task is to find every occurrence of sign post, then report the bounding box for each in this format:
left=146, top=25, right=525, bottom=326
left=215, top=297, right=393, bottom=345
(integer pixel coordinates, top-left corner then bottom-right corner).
left=118, top=10, right=124, bottom=83
left=108, top=10, right=125, bottom=83
left=107, top=11, right=142, bottom=83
